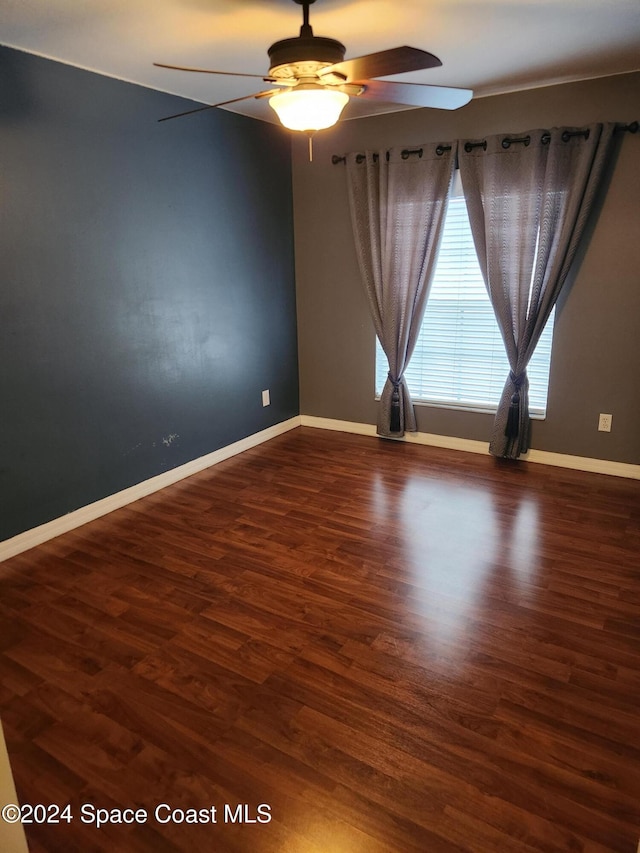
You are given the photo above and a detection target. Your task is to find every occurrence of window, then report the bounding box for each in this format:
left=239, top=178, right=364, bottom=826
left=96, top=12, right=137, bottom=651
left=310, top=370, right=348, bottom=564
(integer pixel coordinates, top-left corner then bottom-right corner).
left=375, top=171, right=555, bottom=416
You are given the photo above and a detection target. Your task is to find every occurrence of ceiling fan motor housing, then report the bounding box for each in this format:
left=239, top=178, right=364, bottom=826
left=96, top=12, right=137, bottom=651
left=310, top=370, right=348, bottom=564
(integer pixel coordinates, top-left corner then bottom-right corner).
left=267, top=35, right=346, bottom=80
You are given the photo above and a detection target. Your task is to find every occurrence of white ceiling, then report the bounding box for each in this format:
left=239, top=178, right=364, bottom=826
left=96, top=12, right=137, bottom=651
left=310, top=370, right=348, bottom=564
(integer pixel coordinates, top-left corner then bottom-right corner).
left=1, top=0, right=639, bottom=124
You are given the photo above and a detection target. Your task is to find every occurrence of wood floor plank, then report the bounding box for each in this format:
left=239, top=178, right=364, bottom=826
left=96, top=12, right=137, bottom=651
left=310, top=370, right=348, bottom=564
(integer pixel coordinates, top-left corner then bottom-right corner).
left=1, top=427, right=639, bottom=852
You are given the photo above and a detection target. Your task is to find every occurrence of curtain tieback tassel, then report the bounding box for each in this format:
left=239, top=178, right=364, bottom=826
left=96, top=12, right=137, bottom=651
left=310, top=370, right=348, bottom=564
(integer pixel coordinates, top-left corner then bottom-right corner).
left=388, top=373, right=402, bottom=433
left=505, top=370, right=526, bottom=439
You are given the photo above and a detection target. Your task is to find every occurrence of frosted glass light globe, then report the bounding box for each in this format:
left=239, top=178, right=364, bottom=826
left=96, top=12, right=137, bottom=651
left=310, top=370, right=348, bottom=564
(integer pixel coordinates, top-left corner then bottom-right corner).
left=269, top=88, right=349, bottom=132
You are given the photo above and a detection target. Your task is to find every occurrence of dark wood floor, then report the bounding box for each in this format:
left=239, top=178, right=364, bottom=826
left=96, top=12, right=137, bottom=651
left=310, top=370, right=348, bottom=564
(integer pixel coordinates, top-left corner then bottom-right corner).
left=1, top=427, right=639, bottom=853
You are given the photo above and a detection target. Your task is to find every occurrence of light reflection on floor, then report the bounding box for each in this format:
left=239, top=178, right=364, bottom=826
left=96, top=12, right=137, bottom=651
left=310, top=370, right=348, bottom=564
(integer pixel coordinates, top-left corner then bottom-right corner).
left=371, top=470, right=541, bottom=660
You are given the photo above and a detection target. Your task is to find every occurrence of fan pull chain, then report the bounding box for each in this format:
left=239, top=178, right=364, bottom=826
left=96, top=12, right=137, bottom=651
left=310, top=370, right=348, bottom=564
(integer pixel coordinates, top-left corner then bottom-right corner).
left=307, top=132, right=314, bottom=162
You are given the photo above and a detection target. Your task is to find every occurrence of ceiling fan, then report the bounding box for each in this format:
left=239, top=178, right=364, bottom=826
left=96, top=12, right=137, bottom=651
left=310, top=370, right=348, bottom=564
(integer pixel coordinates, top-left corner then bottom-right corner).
left=154, top=0, right=473, bottom=134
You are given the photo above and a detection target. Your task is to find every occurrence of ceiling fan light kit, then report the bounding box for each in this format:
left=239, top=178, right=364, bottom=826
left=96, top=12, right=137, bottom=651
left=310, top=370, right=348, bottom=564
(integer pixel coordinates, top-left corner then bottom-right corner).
left=155, top=0, right=473, bottom=139
left=269, top=86, right=349, bottom=132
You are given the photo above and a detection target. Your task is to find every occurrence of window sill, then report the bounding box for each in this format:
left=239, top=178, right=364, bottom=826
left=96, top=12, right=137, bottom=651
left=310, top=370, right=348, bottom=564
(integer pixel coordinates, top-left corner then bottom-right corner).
left=374, top=395, right=547, bottom=420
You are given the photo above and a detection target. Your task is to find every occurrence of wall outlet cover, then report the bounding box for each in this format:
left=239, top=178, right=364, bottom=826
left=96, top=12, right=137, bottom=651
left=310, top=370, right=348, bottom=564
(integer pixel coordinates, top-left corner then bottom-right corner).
left=598, top=413, right=612, bottom=432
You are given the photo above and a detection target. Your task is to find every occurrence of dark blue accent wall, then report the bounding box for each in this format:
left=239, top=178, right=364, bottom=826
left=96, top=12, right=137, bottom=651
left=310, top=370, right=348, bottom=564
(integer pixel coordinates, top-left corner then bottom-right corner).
left=0, top=46, right=299, bottom=541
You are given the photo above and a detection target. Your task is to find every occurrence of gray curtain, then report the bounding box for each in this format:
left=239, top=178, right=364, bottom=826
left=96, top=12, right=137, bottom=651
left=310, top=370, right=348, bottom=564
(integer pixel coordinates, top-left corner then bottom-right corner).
left=346, top=143, right=456, bottom=437
left=459, top=123, right=617, bottom=458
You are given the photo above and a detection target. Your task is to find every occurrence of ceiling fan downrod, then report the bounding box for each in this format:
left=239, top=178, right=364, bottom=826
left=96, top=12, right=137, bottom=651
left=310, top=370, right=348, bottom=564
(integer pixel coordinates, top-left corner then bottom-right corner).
left=268, top=0, right=345, bottom=74
left=295, top=0, right=314, bottom=38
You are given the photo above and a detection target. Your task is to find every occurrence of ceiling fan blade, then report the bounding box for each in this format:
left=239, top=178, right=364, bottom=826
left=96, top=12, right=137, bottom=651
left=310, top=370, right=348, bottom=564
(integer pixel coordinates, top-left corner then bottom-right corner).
left=254, top=89, right=285, bottom=100
left=320, top=46, right=441, bottom=83
left=158, top=90, right=276, bottom=122
left=355, top=80, right=472, bottom=110
left=154, top=62, right=272, bottom=81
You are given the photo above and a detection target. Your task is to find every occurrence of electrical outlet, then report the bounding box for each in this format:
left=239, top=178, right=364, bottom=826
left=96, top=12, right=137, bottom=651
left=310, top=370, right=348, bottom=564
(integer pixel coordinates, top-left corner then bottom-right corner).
left=598, top=413, right=612, bottom=432
left=262, top=389, right=270, bottom=407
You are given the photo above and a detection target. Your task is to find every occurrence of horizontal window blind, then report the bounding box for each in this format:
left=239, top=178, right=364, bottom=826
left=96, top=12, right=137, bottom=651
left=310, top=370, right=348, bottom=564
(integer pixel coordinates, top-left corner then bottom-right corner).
left=375, top=175, right=554, bottom=415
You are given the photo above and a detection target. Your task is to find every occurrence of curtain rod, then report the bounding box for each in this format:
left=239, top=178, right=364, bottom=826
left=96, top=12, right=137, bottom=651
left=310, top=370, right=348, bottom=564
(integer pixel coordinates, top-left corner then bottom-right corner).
left=331, top=121, right=639, bottom=164
left=331, top=144, right=451, bottom=165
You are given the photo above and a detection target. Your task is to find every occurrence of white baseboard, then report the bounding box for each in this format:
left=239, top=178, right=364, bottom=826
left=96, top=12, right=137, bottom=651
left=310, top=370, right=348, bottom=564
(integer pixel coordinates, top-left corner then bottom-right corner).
left=0, top=417, right=301, bottom=563
left=300, top=415, right=640, bottom=480
left=521, top=447, right=640, bottom=478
